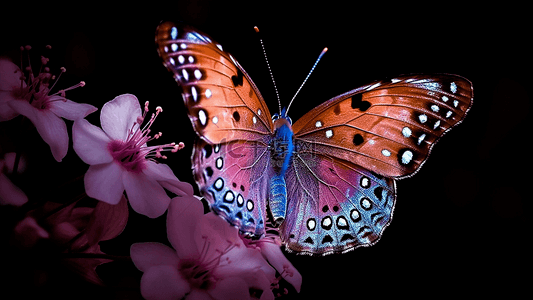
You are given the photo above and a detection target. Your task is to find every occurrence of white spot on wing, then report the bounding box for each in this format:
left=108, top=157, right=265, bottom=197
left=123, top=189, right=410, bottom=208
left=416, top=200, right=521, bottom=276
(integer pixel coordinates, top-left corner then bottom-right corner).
left=170, top=27, right=178, bottom=40
left=212, top=116, right=218, bottom=124
left=182, top=69, right=189, bottom=81
left=214, top=178, right=223, bottom=189
left=401, top=150, right=413, bottom=165
left=325, top=130, right=333, bottom=138
left=315, top=121, right=322, bottom=128
left=191, top=86, right=198, bottom=101
left=171, top=43, right=178, bottom=52
left=382, top=149, right=391, bottom=157
left=198, top=110, right=207, bottom=125
left=450, top=82, right=458, bottom=93
left=307, top=219, right=316, bottom=230
left=402, top=127, right=412, bottom=138
left=419, top=114, right=428, bottom=123
left=366, top=82, right=381, bottom=90
left=418, top=133, right=426, bottom=145
left=205, top=89, right=212, bottom=99
left=194, top=69, right=202, bottom=80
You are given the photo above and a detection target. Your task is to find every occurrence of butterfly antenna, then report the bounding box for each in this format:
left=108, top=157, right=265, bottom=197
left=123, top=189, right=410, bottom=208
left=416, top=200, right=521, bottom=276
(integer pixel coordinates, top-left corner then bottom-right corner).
left=285, top=47, right=328, bottom=116
left=255, top=26, right=282, bottom=114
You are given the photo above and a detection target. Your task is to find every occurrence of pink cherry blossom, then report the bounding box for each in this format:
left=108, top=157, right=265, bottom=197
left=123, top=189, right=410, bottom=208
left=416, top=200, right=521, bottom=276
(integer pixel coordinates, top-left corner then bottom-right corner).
left=72, top=93, right=193, bottom=218
left=0, top=48, right=97, bottom=162
left=131, top=196, right=277, bottom=300
left=242, top=233, right=302, bottom=294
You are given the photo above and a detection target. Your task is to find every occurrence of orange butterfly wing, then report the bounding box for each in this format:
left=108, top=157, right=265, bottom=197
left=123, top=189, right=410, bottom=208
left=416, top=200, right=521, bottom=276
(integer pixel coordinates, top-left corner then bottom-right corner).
left=155, top=21, right=273, bottom=143
left=292, top=75, right=473, bottom=178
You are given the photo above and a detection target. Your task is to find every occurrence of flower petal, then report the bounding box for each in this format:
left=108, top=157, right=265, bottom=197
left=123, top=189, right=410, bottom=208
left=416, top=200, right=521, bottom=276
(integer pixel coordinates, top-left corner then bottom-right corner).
left=100, top=94, right=141, bottom=141
left=194, top=213, right=244, bottom=256
left=186, top=290, right=213, bottom=300
left=72, top=119, right=113, bottom=165
left=86, top=195, right=129, bottom=245
left=258, top=242, right=302, bottom=293
left=130, top=242, right=179, bottom=272
left=123, top=171, right=170, bottom=218
left=84, top=163, right=124, bottom=205
left=0, top=59, right=23, bottom=91
left=9, top=100, right=69, bottom=162
left=140, top=265, right=190, bottom=300
left=48, top=96, right=97, bottom=120
left=0, top=98, right=19, bottom=121
left=166, top=196, right=203, bottom=259
left=214, top=246, right=275, bottom=281
left=209, top=276, right=250, bottom=300
left=0, top=172, right=28, bottom=206
left=143, top=161, right=194, bottom=196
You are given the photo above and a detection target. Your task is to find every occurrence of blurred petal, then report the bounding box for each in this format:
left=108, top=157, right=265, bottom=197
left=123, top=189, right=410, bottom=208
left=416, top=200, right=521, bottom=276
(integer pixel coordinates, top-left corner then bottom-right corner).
left=0, top=172, right=28, bottom=206
left=0, top=59, right=23, bottom=90
left=166, top=196, right=203, bottom=258
left=259, top=242, right=302, bottom=292
left=186, top=290, right=212, bottom=300
left=9, top=100, right=68, bottom=162
left=11, top=216, right=49, bottom=248
left=123, top=171, right=170, bottom=218
left=84, top=162, right=124, bottom=205
left=140, top=265, right=189, bottom=300
left=130, top=242, right=179, bottom=272
left=86, top=195, right=128, bottom=245
left=72, top=119, right=113, bottom=165
left=0, top=99, right=18, bottom=121
left=48, top=96, right=97, bottom=120
left=209, top=276, right=250, bottom=300
left=143, top=161, right=194, bottom=196
left=100, top=94, right=141, bottom=141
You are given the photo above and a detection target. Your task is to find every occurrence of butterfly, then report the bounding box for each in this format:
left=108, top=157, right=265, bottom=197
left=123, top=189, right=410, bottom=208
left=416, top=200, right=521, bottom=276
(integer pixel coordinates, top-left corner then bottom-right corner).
left=155, top=21, right=473, bottom=255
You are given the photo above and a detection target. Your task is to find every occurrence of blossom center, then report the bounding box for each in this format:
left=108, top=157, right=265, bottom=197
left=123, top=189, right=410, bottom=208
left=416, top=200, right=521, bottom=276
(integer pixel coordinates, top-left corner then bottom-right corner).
left=177, top=258, right=215, bottom=290
left=107, top=101, right=183, bottom=173
left=15, top=46, right=85, bottom=110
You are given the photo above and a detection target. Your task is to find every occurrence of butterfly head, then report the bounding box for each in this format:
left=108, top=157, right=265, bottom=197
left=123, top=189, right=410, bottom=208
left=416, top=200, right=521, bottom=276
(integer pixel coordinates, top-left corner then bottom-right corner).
left=272, top=107, right=292, bottom=130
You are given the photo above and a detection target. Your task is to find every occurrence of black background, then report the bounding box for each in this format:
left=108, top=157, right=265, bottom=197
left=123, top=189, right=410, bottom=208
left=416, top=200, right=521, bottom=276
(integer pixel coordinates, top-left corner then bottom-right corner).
left=1, top=1, right=529, bottom=299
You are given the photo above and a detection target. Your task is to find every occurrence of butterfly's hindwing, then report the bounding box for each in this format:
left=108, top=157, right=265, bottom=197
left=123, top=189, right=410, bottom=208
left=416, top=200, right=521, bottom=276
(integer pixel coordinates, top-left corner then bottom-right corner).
left=156, top=21, right=274, bottom=144
left=192, top=139, right=272, bottom=236
left=281, top=146, right=396, bottom=255
left=292, top=74, right=473, bottom=178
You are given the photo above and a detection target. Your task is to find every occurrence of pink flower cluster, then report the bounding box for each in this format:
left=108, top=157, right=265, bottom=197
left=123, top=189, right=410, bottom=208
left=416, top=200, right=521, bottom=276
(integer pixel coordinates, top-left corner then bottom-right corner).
left=1, top=45, right=302, bottom=299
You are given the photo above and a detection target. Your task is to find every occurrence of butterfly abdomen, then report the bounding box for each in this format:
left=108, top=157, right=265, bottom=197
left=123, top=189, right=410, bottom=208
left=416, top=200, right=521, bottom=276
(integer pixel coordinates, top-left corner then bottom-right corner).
left=269, top=174, right=288, bottom=224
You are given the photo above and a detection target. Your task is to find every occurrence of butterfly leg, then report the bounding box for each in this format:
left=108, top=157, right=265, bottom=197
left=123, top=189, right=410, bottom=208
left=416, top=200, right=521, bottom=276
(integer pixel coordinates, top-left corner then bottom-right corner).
left=269, top=174, right=288, bottom=225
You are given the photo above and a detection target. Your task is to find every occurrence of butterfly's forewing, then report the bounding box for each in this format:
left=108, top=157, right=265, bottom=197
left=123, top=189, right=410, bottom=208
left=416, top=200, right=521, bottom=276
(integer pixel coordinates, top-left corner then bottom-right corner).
left=192, top=139, right=272, bottom=236
left=156, top=21, right=276, bottom=236
left=155, top=21, right=274, bottom=144
left=282, top=149, right=396, bottom=255
left=292, top=75, right=473, bottom=178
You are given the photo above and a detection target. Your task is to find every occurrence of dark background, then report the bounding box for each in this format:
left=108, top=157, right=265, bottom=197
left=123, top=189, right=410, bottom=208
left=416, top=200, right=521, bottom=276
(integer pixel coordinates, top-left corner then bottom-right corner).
left=1, top=1, right=529, bottom=299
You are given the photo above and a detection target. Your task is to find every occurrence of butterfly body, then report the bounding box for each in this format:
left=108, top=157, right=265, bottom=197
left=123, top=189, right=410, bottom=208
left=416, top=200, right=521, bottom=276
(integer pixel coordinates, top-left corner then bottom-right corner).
left=269, top=111, right=294, bottom=223
left=156, top=21, right=473, bottom=255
